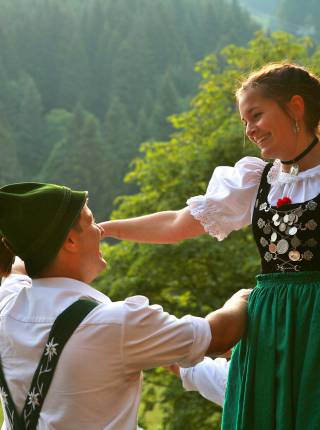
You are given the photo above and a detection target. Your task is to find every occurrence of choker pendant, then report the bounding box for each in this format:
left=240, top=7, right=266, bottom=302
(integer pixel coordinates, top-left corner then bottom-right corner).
left=289, top=164, right=299, bottom=176
left=281, top=136, right=319, bottom=175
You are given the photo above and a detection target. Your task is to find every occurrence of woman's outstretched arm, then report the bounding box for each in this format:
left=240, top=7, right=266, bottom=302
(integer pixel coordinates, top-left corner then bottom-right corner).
left=99, top=207, right=205, bottom=243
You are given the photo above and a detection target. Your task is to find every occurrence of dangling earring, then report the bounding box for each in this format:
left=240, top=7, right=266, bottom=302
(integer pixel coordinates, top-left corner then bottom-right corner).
left=243, top=126, right=246, bottom=149
left=293, top=119, right=300, bottom=134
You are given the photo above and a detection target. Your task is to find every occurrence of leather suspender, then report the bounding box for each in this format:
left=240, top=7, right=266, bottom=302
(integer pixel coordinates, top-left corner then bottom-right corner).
left=0, top=299, right=99, bottom=430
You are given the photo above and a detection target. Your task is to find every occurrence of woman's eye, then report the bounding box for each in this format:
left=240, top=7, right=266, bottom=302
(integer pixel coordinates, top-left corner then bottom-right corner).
left=253, top=112, right=262, bottom=119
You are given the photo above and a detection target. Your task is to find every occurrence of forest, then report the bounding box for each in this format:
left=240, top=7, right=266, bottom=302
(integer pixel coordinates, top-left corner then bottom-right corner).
left=1, top=0, right=320, bottom=428
left=0, top=0, right=257, bottom=218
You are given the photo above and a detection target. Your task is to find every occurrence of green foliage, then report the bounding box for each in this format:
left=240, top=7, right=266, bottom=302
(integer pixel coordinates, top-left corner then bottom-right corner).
left=0, top=0, right=258, bottom=215
left=95, top=31, right=320, bottom=428
left=0, top=119, right=21, bottom=186
left=39, top=106, right=111, bottom=219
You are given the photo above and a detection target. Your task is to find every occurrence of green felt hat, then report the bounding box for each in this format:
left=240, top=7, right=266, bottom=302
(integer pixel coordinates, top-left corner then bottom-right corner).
left=0, top=182, right=87, bottom=277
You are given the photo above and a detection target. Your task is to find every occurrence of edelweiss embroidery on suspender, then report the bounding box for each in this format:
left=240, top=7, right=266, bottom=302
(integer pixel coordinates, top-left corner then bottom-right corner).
left=23, top=337, right=59, bottom=427
left=0, top=299, right=99, bottom=430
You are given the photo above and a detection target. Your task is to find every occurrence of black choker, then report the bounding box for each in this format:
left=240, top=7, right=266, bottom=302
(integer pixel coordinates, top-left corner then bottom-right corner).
left=281, top=136, right=319, bottom=165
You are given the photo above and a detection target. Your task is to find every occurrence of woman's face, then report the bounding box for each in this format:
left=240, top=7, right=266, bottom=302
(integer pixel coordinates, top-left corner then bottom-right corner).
left=238, top=89, right=297, bottom=160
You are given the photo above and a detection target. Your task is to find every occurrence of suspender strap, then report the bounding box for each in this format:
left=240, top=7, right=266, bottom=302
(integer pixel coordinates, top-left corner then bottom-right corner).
left=257, top=162, right=273, bottom=204
left=0, top=299, right=99, bottom=430
left=0, top=361, right=23, bottom=429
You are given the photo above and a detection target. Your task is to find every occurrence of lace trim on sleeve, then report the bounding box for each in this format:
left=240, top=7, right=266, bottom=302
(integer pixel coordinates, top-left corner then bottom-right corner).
left=187, top=196, right=230, bottom=241
left=187, top=157, right=266, bottom=240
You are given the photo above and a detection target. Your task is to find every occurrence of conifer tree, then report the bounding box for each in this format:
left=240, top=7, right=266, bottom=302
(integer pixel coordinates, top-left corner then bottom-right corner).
left=40, top=106, right=110, bottom=219
left=0, top=119, right=21, bottom=185
left=15, top=74, right=44, bottom=178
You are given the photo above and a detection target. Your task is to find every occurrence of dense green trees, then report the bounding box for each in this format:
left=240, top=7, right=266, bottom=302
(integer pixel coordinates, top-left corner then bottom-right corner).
left=0, top=0, right=257, bottom=217
left=277, top=0, right=320, bottom=38
left=2, top=0, right=320, bottom=427
left=241, top=0, right=320, bottom=39
left=95, top=32, right=320, bottom=429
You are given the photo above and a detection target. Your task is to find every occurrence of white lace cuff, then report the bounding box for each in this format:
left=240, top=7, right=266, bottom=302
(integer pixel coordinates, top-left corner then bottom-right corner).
left=187, top=157, right=265, bottom=239
left=187, top=196, right=230, bottom=241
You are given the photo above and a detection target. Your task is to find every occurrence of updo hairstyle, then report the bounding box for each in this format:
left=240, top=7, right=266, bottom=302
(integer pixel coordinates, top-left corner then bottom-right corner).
left=236, top=63, right=320, bottom=135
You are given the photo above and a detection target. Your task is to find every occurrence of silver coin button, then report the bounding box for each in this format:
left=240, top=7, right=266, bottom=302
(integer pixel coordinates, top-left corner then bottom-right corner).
left=289, top=227, right=298, bottom=236
left=263, top=225, right=272, bottom=235
left=279, top=223, right=286, bottom=232
left=283, top=215, right=289, bottom=223
left=277, top=239, right=289, bottom=254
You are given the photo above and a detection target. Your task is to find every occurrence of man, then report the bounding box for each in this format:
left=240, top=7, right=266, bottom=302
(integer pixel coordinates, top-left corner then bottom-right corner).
left=0, top=182, right=249, bottom=429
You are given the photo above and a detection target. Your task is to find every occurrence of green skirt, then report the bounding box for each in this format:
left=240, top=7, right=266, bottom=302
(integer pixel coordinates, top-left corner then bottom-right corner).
left=222, top=271, right=320, bottom=430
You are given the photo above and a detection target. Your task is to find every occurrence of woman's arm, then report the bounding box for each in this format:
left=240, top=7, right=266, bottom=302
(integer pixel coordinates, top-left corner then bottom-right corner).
left=99, top=207, right=205, bottom=243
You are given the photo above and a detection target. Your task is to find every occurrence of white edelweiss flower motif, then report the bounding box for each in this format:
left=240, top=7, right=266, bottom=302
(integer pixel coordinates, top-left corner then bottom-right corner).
left=27, top=388, right=40, bottom=410
left=0, top=386, right=8, bottom=406
left=45, top=338, right=59, bottom=361
left=260, top=237, right=268, bottom=247
left=306, top=200, right=317, bottom=211
left=264, top=252, right=273, bottom=262
left=303, top=250, right=314, bottom=261
left=306, top=219, right=317, bottom=231
left=259, top=203, right=267, bottom=211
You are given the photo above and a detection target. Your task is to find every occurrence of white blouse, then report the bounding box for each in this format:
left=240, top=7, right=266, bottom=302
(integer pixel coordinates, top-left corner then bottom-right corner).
left=187, top=157, right=320, bottom=241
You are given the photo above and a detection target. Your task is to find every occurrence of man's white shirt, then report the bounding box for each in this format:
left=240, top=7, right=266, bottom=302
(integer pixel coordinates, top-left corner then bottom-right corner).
left=0, top=275, right=211, bottom=429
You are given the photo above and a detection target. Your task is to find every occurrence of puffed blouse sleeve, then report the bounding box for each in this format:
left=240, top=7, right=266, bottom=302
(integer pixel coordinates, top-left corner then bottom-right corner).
left=187, top=156, right=266, bottom=241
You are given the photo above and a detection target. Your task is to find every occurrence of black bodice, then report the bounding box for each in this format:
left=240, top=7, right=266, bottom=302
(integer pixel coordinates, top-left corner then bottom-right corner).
left=252, top=163, right=320, bottom=273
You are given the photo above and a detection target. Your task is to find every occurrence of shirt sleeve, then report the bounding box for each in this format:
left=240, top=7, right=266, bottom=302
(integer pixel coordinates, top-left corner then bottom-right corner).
left=187, top=156, right=266, bottom=241
left=180, top=357, right=230, bottom=407
left=122, top=296, right=211, bottom=372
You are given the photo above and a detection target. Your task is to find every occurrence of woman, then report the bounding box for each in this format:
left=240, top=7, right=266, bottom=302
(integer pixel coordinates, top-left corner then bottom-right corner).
left=101, top=63, right=320, bottom=428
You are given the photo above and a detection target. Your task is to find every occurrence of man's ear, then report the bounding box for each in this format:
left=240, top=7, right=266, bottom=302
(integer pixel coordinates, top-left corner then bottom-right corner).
left=62, top=229, right=79, bottom=253
left=286, top=95, right=305, bottom=121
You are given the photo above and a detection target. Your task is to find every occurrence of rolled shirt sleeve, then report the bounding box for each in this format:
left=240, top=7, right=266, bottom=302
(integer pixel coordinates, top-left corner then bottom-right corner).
left=187, top=156, right=266, bottom=241
left=180, top=357, right=230, bottom=407
left=122, top=296, right=212, bottom=372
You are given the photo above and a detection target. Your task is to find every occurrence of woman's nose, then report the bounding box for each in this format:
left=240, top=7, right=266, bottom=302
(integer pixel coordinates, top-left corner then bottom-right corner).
left=246, top=122, right=256, bottom=141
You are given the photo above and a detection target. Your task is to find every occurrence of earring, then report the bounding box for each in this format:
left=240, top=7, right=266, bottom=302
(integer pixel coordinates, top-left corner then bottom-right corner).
left=293, top=120, right=300, bottom=134
left=242, top=126, right=246, bottom=149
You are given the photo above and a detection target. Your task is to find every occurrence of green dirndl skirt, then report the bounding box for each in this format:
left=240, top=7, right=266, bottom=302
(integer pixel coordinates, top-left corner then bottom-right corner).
left=222, top=271, right=320, bottom=430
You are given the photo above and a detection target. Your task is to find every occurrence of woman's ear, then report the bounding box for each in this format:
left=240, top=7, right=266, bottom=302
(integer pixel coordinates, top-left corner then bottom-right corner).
left=287, top=95, right=305, bottom=121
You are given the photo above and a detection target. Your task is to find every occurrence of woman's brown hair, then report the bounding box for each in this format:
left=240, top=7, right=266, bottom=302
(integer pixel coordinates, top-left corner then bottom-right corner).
left=236, top=63, right=320, bottom=134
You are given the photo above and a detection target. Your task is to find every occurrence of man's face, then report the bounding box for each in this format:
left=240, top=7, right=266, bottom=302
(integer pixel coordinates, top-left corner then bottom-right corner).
left=76, top=204, right=107, bottom=283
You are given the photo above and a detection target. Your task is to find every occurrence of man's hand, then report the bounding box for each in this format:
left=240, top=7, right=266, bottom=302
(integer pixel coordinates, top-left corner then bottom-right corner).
left=206, top=288, right=252, bottom=355
left=163, top=363, right=181, bottom=377
left=10, top=257, right=27, bottom=275
left=222, top=289, right=251, bottom=311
